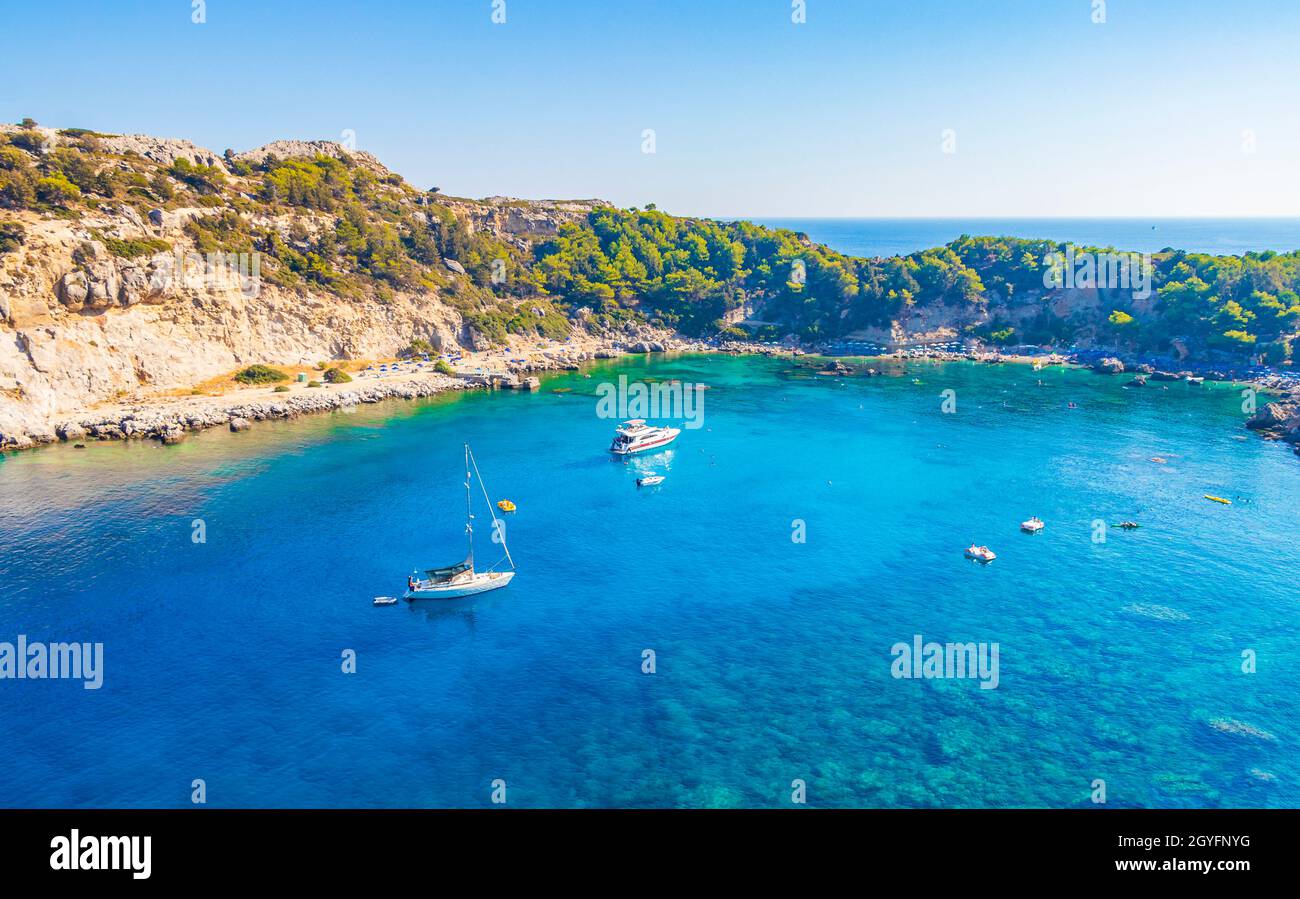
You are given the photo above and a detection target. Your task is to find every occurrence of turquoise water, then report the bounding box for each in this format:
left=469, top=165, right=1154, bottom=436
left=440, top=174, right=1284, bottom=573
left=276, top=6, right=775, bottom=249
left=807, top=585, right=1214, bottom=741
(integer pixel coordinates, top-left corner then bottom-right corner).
left=749, top=218, right=1300, bottom=257
left=1, top=355, right=1297, bottom=808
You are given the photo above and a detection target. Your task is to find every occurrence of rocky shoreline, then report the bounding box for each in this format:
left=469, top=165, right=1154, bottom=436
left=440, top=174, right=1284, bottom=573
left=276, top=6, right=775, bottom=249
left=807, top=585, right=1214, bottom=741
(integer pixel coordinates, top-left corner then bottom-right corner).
left=43, top=373, right=470, bottom=450
left=3, top=335, right=1297, bottom=459
left=804, top=344, right=1300, bottom=458
left=0, top=331, right=723, bottom=453
left=1082, top=356, right=1300, bottom=457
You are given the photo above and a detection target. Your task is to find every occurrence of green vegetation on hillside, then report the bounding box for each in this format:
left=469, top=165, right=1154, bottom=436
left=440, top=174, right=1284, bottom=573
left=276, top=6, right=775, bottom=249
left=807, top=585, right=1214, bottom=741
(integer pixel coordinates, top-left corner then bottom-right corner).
left=233, top=364, right=288, bottom=385
left=529, top=214, right=1300, bottom=360
left=0, top=221, right=23, bottom=253
left=97, top=233, right=172, bottom=259
left=3, top=119, right=1297, bottom=363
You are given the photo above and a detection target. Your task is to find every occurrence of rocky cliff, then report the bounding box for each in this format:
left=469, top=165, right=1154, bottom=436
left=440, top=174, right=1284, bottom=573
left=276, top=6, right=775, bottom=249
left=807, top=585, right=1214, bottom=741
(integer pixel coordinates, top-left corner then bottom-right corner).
left=0, top=125, right=608, bottom=447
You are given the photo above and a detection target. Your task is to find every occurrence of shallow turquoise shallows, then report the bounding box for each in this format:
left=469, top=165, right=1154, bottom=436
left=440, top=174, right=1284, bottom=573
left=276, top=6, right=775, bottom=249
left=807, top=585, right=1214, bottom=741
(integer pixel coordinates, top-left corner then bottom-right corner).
left=1, top=355, right=1297, bottom=808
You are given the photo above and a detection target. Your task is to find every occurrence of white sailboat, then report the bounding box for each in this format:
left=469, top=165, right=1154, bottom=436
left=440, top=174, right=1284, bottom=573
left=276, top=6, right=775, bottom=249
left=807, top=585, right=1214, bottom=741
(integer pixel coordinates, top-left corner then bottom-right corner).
left=404, top=444, right=516, bottom=600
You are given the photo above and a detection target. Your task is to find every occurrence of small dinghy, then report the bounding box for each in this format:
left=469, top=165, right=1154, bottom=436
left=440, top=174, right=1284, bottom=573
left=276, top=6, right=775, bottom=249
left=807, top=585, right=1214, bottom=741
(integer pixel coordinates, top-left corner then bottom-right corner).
left=964, top=544, right=997, bottom=562
left=497, top=499, right=516, bottom=513
left=373, top=596, right=398, bottom=606
left=1020, top=517, right=1044, bottom=533
left=636, top=474, right=665, bottom=488
left=1115, top=521, right=1140, bottom=529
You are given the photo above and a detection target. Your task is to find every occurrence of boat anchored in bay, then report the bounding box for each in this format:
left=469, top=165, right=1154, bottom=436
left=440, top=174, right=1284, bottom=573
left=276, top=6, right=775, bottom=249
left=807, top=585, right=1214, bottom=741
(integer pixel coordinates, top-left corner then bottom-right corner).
left=609, top=419, right=680, bottom=455
left=404, top=444, right=516, bottom=600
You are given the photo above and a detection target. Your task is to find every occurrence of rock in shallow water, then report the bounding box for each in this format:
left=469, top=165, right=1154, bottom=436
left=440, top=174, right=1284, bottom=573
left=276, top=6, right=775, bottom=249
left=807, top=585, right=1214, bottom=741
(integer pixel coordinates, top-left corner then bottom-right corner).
left=1207, top=718, right=1276, bottom=741
left=56, top=422, right=87, bottom=442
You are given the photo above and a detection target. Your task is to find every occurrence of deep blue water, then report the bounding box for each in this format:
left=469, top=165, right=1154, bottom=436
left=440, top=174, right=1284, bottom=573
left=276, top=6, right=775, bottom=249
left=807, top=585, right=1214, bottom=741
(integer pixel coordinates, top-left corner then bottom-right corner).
left=749, top=218, right=1300, bottom=258
left=1, top=355, right=1297, bottom=808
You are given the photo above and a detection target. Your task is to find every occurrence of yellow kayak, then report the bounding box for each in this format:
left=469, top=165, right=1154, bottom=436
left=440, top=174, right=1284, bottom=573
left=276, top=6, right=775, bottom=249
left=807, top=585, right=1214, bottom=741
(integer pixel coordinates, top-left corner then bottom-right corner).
left=497, top=500, right=517, bottom=513
left=1204, top=495, right=1232, bottom=505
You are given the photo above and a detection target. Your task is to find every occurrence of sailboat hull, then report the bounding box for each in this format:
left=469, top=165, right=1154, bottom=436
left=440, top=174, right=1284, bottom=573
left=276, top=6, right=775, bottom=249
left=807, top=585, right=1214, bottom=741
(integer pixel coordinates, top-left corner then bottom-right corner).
left=405, top=570, right=514, bottom=600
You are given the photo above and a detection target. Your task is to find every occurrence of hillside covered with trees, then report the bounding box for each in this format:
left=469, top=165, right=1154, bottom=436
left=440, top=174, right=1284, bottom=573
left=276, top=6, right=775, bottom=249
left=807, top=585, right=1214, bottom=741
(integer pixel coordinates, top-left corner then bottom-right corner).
left=2, top=118, right=1298, bottom=364
left=530, top=209, right=1300, bottom=363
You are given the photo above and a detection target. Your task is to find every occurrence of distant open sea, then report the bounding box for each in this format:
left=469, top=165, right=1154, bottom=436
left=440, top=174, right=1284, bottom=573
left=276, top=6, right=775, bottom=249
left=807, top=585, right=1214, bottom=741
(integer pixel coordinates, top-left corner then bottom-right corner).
left=748, top=218, right=1300, bottom=258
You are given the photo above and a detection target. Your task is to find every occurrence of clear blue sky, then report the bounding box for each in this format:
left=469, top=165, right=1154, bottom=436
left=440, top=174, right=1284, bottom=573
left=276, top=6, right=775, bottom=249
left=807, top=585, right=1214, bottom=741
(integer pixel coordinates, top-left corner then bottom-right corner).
left=3, top=0, right=1298, bottom=217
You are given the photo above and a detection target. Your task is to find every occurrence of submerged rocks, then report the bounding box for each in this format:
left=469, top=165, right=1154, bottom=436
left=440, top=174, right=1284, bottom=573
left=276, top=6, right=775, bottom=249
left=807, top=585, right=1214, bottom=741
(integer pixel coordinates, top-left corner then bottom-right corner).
left=1123, top=603, right=1190, bottom=622
left=1207, top=718, right=1276, bottom=742
left=817, top=360, right=856, bottom=376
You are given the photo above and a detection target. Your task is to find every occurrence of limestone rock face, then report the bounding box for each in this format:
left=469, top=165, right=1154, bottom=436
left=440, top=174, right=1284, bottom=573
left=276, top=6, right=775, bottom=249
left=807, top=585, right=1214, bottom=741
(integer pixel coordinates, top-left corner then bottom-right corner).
left=0, top=208, right=468, bottom=448
left=58, top=271, right=89, bottom=309
left=436, top=196, right=611, bottom=249
left=119, top=268, right=149, bottom=307
left=1094, top=357, right=1125, bottom=374
left=1248, top=402, right=1291, bottom=429
left=1246, top=401, right=1300, bottom=443
left=91, top=133, right=230, bottom=172
left=0, top=128, right=627, bottom=451
left=627, top=340, right=666, bottom=354
left=235, top=140, right=389, bottom=176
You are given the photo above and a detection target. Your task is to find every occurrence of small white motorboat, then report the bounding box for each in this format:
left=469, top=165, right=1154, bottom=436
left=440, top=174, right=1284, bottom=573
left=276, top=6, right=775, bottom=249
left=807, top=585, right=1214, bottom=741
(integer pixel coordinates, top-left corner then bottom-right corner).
left=964, top=544, right=997, bottom=562
left=1020, top=517, right=1044, bottom=533
left=636, top=474, right=665, bottom=488
left=373, top=596, right=399, bottom=606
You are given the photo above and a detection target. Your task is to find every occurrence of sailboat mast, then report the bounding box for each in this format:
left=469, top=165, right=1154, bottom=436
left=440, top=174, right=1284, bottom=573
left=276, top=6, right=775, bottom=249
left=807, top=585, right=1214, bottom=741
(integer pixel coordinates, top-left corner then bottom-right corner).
left=466, top=444, right=515, bottom=572
left=464, top=442, right=473, bottom=563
